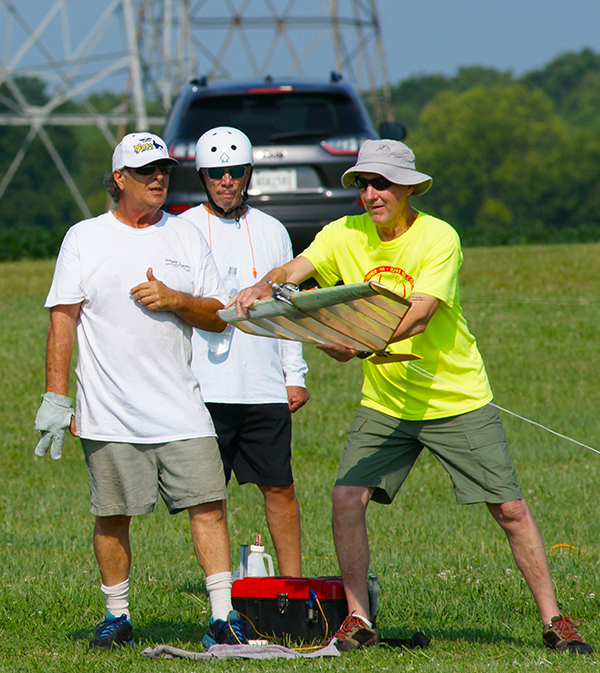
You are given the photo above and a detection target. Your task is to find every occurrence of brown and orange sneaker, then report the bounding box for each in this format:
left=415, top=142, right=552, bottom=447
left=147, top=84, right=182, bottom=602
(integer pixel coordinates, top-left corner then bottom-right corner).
left=542, top=615, right=593, bottom=654
left=333, top=612, right=378, bottom=652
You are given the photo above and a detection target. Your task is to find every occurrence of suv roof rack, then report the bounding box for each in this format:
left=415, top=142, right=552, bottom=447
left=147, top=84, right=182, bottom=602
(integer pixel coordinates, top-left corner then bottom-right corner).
left=189, top=76, right=208, bottom=87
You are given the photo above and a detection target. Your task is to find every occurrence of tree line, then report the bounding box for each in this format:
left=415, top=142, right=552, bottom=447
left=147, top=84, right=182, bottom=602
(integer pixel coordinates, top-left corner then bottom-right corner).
left=387, top=48, right=600, bottom=245
left=1, top=48, right=600, bottom=259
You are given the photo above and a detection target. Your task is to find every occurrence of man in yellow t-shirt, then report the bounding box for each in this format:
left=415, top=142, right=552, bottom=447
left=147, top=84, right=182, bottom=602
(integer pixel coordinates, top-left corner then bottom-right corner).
left=231, top=140, right=592, bottom=655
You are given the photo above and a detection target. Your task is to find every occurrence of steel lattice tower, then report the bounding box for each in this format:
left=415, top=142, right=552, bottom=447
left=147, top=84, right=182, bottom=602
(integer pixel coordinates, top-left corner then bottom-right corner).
left=0, top=0, right=395, bottom=218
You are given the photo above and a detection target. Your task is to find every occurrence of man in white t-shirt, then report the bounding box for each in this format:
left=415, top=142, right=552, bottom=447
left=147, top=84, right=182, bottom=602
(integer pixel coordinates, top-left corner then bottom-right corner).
left=180, top=127, right=309, bottom=577
left=33, top=132, right=248, bottom=650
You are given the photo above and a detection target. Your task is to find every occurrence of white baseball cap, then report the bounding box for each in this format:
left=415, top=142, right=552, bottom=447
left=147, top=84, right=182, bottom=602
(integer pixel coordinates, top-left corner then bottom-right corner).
left=112, top=132, right=178, bottom=171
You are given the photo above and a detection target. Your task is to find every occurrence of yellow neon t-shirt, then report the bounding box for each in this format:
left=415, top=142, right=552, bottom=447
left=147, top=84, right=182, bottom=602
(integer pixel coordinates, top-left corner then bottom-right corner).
left=301, top=211, right=493, bottom=420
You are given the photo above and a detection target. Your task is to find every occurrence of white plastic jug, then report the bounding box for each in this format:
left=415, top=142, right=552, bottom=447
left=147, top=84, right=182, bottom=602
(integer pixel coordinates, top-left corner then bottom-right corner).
left=246, top=538, right=274, bottom=577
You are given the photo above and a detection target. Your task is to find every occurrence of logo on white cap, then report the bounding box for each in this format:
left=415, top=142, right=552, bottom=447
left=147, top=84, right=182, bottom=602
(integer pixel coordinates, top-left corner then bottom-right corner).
left=133, top=137, right=164, bottom=155
left=112, top=132, right=177, bottom=171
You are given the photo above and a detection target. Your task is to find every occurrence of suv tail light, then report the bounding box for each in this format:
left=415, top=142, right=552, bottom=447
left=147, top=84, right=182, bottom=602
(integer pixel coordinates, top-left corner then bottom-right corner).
left=169, top=204, right=192, bottom=214
left=169, top=142, right=196, bottom=161
left=246, top=86, right=294, bottom=94
left=320, top=136, right=365, bottom=155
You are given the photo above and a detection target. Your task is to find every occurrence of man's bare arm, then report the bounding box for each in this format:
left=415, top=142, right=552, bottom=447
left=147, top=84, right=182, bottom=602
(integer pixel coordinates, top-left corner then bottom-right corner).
left=46, top=303, right=81, bottom=395
left=390, top=293, right=440, bottom=342
left=45, top=303, right=81, bottom=436
left=130, top=267, right=226, bottom=332
left=230, top=256, right=316, bottom=318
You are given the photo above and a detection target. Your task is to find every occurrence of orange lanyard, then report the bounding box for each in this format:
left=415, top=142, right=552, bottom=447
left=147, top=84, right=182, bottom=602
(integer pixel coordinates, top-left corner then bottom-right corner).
left=206, top=206, right=257, bottom=278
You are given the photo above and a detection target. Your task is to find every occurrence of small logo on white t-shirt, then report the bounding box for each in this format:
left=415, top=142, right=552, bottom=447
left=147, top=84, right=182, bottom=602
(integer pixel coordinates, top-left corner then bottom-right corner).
left=165, top=258, right=191, bottom=272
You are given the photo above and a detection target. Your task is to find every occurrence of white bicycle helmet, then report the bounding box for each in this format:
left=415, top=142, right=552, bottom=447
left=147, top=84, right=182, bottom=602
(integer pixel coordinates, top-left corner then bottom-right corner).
left=195, top=126, right=254, bottom=171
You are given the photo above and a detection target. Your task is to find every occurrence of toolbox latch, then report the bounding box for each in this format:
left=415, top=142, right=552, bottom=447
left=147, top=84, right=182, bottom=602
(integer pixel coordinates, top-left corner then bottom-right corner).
left=277, top=592, right=289, bottom=614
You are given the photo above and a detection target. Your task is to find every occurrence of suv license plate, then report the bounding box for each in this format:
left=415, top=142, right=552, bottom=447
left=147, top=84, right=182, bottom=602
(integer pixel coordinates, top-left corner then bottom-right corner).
left=251, top=169, right=297, bottom=193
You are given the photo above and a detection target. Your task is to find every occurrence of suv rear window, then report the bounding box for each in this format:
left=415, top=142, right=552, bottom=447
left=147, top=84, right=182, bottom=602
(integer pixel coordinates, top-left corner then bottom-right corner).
left=177, top=92, right=368, bottom=145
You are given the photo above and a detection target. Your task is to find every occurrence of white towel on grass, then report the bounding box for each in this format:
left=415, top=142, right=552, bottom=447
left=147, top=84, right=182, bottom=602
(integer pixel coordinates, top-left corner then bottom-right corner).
left=142, top=642, right=340, bottom=660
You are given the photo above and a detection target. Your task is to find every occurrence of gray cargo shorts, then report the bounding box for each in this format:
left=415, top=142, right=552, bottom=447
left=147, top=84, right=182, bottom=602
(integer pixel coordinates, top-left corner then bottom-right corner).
left=81, top=436, right=227, bottom=516
left=336, top=404, right=523, bottom=505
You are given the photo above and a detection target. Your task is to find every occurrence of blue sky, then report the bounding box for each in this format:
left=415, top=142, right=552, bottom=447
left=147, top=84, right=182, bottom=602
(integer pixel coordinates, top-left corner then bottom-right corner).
left=5, top=0, right=600, bottom=89
left=381, top=0, right=600, bottom=81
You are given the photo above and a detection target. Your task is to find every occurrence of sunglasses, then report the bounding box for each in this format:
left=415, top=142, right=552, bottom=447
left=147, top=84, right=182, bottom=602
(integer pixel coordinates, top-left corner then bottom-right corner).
left=130, top=163, right=172, bottom=176
left=354, top=176, right=393, bottom=191
left=204, top=166, right=248, bottom=180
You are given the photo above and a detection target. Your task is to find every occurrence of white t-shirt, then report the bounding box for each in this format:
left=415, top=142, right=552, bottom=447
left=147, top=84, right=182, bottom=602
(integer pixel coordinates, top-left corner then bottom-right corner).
left=180, top=205, right=308, bottom=404
left=45, top=211, right=224, bottom=442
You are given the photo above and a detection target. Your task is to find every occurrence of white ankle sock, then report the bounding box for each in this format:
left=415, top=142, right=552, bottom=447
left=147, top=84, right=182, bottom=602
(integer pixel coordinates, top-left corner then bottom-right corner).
left=205, top=571, right=233, bottom=621
left=101, top=578, right=130, bottom=620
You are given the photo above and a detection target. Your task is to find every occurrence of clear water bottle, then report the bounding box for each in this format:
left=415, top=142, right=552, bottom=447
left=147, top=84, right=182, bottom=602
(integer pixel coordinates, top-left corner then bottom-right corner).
left=207, top=266, right=239, bottom=356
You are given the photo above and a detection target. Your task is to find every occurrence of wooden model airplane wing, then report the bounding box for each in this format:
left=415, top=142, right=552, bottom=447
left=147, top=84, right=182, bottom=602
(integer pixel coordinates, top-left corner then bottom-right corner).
left=218, top=281, right=422, bottom=362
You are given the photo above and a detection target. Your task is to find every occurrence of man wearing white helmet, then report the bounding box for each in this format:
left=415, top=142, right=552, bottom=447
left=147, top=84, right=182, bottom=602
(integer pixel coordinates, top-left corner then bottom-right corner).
left=180, top=126, right=309, bottom=577
left=34, top=132, right=248, bottom=650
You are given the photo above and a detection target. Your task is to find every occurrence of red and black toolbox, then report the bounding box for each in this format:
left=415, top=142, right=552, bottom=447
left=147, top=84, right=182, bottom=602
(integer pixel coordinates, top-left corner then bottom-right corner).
left=232, top=576, right=348, bottom=643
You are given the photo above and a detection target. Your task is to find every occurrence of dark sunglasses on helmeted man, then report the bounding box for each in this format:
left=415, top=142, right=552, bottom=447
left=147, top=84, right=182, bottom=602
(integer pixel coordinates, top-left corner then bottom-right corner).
left=354, top=175, right=393, bottom=191
left=129, top=163, right=173, bottom=176
left=204, top=166, right=248, bottom=180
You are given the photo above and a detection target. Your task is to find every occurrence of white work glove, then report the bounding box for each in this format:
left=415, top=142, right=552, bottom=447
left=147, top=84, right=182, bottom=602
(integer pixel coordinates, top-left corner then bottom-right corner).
left=34, top=392, right=74, bottom=461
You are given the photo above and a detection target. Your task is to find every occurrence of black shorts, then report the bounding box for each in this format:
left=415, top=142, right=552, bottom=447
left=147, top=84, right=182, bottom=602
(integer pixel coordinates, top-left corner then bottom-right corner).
left=206, top=403, right=293, bottom=486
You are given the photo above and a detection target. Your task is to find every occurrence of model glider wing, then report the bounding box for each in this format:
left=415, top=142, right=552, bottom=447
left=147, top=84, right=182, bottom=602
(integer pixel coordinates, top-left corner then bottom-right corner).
left=218, top=281, right=422, bottom=363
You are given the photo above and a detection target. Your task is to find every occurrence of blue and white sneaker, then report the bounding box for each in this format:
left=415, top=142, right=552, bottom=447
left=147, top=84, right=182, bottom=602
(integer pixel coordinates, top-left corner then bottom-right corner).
left=89, top=613, right=134, bottom=650
left=202, top=610, right=249, bottom=647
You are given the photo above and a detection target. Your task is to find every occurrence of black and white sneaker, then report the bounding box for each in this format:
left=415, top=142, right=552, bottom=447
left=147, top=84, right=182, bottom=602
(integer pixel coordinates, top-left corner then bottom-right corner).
left=202, top=610, right=249, bottom=648
left=89, top=614, right=134, bottom=650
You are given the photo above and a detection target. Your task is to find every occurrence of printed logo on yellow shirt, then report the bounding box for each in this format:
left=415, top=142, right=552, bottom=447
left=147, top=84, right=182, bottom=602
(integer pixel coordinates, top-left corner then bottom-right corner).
left=364, top=266, right=414, bottom=297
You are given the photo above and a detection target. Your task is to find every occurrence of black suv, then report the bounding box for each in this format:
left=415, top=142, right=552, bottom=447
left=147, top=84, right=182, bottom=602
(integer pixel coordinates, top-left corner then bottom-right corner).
left=162, top=73, right=405, bottom=253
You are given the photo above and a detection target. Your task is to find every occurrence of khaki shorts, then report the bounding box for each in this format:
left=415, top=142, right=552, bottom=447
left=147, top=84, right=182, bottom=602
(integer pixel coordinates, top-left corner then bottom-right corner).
left=81, top=437, right=227, bottom=516
left=336, top=404, right=523, bottom=505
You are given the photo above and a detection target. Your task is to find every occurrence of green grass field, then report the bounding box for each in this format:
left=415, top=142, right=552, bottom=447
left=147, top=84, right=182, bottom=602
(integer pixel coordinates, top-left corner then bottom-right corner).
left=2, top=245, right=600, bottom=672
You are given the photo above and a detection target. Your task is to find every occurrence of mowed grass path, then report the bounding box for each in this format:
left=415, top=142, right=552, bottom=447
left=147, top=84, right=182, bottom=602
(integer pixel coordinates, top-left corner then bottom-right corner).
left=1, top=244, right=600, bottom=672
